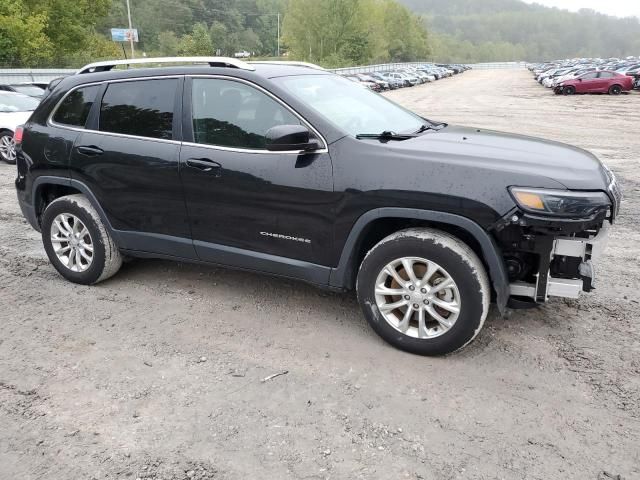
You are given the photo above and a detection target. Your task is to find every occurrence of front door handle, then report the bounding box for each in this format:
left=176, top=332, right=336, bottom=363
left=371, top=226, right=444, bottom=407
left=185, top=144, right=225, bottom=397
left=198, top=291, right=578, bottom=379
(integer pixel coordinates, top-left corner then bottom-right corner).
left=76, top=145, right=104, bottom=156
left=186, top=158, right=222, bottom=175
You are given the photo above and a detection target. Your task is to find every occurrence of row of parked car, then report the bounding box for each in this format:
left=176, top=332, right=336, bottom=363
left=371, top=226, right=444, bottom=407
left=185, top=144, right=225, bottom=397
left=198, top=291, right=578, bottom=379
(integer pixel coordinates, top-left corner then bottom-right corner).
left=528, top=57, right=640, bottom=95
left=340, top=64, right=470, bottom=92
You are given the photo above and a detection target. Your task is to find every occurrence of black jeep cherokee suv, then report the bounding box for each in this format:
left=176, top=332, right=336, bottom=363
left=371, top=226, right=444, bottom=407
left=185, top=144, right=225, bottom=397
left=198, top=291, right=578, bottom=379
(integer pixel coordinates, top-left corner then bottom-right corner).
left=15, top=57, right=621, bottom=356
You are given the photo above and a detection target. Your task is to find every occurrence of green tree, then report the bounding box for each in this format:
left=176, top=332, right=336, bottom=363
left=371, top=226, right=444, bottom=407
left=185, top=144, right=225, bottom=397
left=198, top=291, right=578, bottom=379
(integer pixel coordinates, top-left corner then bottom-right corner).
left=24, top=0, right=112, bottom=64
left=209, top=21, right=228, bottom=54
left=157, top=31, right=180, bottom=56
left=178, top=23, right=214, bottom=55
left=283, top=0, right=429, bottom=66
left=0, top=0, right=53, bottom=66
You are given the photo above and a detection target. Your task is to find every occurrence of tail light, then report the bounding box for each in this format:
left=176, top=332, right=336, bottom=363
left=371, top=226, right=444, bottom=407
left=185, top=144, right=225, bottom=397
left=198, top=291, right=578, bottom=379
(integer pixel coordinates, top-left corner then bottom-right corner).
left=14, top=125, right=24, bottom=145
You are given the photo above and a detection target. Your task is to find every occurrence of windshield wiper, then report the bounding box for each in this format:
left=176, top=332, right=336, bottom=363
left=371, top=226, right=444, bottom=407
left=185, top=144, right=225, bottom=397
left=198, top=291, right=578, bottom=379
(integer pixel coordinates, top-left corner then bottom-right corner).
left=415, top=122, right=447, bottom=134
left=415, top=124, right=435, bottom=134
left=356, top=130, right=417, bottom=141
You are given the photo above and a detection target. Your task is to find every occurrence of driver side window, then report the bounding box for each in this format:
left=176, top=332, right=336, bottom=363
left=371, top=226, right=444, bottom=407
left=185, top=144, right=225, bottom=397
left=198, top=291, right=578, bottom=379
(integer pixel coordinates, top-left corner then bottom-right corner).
left=191, top=78, right=300, bottom=150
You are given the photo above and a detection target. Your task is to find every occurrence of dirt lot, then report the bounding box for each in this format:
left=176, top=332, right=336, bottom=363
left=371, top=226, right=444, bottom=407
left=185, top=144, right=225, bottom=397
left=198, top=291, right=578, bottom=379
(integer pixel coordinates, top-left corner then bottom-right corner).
left=1, top=69, right=639, bottom=480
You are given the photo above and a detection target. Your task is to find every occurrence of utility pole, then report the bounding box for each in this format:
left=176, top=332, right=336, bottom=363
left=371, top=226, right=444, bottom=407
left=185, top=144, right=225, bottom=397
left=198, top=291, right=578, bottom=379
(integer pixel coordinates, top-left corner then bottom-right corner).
left=126, top=0, right=135, bottom=58
left=277, top=13, right=281, bottom=57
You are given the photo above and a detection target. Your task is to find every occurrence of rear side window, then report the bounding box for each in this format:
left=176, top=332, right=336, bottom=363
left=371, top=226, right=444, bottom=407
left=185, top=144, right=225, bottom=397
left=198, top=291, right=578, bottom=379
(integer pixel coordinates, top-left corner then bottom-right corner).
left=53, top=85, right=100, bottom=127
left=99, top=79, right=177, bottom=140
left=598, top=72, right=614, bottom=79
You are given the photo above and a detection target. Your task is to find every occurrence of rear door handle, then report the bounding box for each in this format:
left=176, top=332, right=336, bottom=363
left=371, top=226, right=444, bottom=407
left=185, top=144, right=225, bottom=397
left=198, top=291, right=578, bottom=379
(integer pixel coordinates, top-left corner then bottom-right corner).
left=76, top=145, right=104, bottom=156
left=186, top=158, right=222, bottom=175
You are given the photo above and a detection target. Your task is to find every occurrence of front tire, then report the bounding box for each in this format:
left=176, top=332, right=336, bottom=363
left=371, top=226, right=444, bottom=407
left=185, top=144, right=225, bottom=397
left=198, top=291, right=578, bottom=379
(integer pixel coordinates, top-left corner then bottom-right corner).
left=564, top=85, right=576, bottom=95
left=357, top=228, right=490, bottom=356
left=41, top=194, right=122, bottom=285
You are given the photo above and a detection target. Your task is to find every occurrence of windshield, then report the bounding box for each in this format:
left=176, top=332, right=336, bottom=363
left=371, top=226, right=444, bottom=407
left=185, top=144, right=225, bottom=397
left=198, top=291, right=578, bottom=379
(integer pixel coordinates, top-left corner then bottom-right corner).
left=0, top=92, right=39, bottom=112
left=10, top=85, right=44, bottom=96
left=275, top=74, right=425, bottom=136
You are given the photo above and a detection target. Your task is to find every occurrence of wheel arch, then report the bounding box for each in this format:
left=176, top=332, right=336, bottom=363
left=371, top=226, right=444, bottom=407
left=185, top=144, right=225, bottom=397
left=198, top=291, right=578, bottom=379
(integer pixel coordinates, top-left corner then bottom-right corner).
left=32, top=176, right=117, bottom=239
left=329, top=208, right=509, bottom=314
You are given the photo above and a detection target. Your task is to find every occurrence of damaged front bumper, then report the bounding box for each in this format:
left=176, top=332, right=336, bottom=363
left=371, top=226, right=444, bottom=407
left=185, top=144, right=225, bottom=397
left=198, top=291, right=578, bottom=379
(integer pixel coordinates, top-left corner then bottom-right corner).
left=509, top=223, right=609, bottom=301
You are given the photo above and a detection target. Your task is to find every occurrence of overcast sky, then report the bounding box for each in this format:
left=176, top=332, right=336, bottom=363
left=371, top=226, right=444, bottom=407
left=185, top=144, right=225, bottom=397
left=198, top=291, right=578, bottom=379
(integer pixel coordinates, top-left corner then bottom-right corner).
left=522, top=0, right=640, bottom=18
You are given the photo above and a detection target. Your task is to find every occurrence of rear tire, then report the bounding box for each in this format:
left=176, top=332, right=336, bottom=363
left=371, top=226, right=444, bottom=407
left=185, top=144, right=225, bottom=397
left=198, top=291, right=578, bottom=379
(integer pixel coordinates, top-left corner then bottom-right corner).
left=41, top=194, right=122, bottom=285
left=609, top=85, right=622, bottom=95
left=356, top=228, right=490, bottom=356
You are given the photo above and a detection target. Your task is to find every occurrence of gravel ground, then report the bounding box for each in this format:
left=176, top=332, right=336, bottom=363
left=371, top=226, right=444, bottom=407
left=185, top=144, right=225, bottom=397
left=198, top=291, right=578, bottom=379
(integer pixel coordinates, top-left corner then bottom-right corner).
left=1, top=69, right=639, bottom=480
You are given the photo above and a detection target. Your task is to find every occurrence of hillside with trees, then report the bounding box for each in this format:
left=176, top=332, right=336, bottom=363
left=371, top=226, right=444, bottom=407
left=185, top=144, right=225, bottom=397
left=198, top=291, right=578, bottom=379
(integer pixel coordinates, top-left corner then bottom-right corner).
left=400, top=0, right=640, bottom=62
left=100, top=0, right=430, bottom=66
left=2, top=0, right=640, bottom=67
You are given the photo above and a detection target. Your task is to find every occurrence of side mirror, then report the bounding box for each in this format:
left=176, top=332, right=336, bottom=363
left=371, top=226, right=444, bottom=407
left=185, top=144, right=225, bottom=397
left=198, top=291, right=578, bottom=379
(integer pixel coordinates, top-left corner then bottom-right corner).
left=265, top=125, right=318, bottom=152
left=578, top=78, right=583, bottom=82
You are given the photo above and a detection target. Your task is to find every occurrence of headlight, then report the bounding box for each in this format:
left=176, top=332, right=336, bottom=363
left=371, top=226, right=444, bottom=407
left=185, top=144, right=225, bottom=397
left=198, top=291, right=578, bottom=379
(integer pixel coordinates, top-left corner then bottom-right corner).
left=509, top=187, right=611, bottom=218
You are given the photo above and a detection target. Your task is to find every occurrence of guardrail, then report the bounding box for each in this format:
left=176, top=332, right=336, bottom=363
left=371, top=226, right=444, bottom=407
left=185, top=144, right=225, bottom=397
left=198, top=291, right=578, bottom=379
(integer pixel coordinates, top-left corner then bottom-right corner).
left=0, top=68, right=76, bottom=84
left=468, top=62, right=526, bottom=69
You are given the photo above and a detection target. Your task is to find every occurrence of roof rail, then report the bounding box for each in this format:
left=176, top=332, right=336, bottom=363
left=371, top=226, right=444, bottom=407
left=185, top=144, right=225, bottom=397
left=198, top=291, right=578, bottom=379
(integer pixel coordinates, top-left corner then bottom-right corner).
left=249, top=61, right=325, bottom=71
left=76, top=57, right=255, bottom=74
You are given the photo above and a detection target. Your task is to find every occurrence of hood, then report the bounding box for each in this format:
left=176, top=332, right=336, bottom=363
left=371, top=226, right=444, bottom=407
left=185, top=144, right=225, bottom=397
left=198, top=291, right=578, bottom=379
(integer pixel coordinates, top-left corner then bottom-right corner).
left=0, top=111, right=33, bottom=131
left=387, top=125, right=609, bottom=190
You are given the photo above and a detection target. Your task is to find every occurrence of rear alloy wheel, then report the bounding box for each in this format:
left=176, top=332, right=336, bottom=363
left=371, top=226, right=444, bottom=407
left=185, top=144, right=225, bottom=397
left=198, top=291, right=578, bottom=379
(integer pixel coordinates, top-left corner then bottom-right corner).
left=563, top=85, right=576, bottom=95
left=609, top=85, right=622, bottom=95
left=50, top=213, right=95, bottom=272
left=357, top=228, right=490, bottom=356
left=0, top=132, right=16, bottom=164
left=41, top=194, right=122, bottom=285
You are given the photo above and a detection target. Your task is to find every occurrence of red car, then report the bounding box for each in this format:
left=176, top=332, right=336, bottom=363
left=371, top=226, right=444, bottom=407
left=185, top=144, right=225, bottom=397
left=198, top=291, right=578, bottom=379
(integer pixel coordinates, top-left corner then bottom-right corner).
left=556, top=71, right=634, bottom=95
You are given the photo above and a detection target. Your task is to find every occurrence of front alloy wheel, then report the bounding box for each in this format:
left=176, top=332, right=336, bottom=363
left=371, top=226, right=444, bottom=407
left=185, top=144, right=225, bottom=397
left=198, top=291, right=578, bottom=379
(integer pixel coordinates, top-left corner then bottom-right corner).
left=374, top=257, right=461, bottom=339
left=357, top=228, right=490, bottom=356
left=0, top=133, right=16, bottom=164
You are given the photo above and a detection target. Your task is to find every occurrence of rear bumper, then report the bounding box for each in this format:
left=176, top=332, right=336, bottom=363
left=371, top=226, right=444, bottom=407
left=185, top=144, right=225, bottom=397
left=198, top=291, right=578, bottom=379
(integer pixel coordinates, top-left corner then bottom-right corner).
left=18, top=196, right=40, bottom=232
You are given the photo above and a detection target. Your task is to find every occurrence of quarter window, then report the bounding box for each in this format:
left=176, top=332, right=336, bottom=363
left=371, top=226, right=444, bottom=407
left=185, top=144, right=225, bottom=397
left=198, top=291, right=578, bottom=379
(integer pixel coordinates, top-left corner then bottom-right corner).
left=53, top=85, right=100, bottom=127
left=191, top=78, right=300, bottom=149
left=99, top=79, right=177, bottom=140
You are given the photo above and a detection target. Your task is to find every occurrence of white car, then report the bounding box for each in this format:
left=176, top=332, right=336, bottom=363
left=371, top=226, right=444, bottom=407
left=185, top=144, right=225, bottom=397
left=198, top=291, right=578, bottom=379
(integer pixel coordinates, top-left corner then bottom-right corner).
left=0, top=92, right=39, bottom=164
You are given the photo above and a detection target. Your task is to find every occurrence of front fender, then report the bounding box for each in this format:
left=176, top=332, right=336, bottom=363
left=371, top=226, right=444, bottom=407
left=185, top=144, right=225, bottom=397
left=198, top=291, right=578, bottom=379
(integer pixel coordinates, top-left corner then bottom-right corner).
left=328, top=207, right=509, bottom=314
